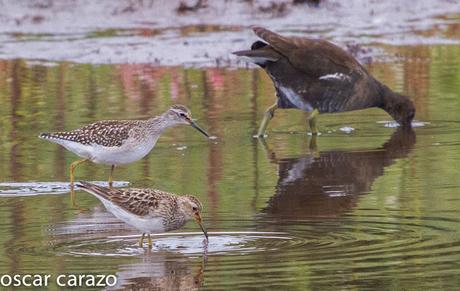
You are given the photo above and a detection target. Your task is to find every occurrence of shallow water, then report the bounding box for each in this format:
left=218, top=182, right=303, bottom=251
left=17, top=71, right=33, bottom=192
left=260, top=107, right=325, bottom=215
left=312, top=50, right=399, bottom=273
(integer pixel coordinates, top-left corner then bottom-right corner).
left=0, top=42, right=460, bottom=290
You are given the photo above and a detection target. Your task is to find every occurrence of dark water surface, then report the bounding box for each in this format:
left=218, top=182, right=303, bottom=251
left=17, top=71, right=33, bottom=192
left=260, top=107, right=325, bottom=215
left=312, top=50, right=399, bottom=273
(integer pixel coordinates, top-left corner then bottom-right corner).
left=0, top=44, right=460, bottom=290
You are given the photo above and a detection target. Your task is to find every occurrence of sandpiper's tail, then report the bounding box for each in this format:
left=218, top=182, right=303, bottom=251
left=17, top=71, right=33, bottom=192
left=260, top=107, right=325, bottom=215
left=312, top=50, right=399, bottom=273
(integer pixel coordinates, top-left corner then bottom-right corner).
left=77, top=181, right=113, bottom=201
left=38, top=131, right=77, bottom=142
left=38, top=132, right=71, bottom=144
left=38, top=132, right=54, bottom=139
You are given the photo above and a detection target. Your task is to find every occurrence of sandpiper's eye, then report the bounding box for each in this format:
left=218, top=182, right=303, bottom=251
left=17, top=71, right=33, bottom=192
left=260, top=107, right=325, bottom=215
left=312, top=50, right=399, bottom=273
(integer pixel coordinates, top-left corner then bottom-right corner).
left=180, top=112, right=187, bottom=118
left=192, top=206, right=197, bottom=211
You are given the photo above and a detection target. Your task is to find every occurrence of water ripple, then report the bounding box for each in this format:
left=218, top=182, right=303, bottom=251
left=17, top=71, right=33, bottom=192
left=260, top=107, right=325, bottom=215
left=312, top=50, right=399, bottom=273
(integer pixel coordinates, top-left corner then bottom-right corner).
left=0, top=181, right=129, bottom=196
left=50, top=231, right=292, bottom=257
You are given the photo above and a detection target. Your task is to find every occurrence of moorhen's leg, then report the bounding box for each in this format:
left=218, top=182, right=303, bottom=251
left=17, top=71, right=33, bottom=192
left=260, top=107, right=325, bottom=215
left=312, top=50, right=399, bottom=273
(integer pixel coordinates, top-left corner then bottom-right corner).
left=256, top=103, right=278, bottom=137
left=308, top=109, right=320, bottom=135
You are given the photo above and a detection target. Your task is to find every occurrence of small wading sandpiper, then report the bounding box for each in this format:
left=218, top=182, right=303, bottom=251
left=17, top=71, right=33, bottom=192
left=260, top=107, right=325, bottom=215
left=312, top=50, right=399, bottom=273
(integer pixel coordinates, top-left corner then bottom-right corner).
left=39, top=105, right=209, bottom=204
left=233, top=27, right=415, bottom=137
left=78, top=181, right=208, bottom=248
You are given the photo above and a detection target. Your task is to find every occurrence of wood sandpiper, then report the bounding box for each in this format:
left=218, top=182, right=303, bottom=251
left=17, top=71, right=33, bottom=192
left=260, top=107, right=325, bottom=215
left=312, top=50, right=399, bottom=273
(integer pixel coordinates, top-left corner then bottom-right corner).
left=39, top=104, right=209, bottom=202
left=233, top=27, right=415, bottom=137
left=78, top=181, right=208, bottom=248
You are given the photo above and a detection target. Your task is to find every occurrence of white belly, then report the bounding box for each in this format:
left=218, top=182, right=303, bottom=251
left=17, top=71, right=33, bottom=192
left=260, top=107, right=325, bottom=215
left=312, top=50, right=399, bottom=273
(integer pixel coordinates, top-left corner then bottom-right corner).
left=55, top=136, right=159, bottom=165
left=101, top=199, right=165, bottom=233
left=90, top=139, right=157, bottom=165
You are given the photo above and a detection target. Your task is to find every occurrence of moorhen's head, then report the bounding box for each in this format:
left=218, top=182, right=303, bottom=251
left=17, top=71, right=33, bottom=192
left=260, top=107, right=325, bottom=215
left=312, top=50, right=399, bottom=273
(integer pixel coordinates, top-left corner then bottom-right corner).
left=386, top=93, right=416, bottom=127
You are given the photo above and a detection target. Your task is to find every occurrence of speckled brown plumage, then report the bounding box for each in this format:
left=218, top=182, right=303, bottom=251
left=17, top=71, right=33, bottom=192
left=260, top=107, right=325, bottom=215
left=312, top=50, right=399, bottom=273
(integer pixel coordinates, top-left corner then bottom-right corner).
left=80, top=182, right=203, bottom=217
left=77, top=181, right=206, bottom=234
left=39, top=120, right=143, bottom=147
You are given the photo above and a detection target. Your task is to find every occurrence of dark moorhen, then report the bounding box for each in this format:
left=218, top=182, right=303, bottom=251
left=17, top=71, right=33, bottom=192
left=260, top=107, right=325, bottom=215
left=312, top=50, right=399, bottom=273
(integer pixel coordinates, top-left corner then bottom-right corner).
left=234, top=27, right=415, bottom=137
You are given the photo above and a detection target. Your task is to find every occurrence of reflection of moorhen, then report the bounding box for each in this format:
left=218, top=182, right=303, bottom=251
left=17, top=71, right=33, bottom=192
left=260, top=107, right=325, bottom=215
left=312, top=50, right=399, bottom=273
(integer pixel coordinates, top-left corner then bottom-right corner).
left=110, top=252, right=206, bottom=290
left=263, top=128, right=416, bottom=218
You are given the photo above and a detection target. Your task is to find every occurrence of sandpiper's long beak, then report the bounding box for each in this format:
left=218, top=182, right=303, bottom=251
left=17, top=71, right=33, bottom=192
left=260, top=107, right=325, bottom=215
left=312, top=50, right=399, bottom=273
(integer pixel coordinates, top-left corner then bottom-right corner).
left=190, top=120, right=209, bottom=138
left=194, top=212, right=208, bottom=239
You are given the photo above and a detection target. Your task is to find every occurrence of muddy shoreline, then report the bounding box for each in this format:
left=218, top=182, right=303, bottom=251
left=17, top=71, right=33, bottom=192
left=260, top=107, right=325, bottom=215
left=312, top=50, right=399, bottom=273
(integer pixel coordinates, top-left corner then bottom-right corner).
left=0, top=0, right=459, bottom=66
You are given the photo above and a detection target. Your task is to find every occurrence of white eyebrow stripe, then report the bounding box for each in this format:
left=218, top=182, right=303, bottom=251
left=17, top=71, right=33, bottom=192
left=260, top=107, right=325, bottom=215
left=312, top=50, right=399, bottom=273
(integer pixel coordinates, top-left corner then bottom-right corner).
left=170, top=109, right=187, bottom=115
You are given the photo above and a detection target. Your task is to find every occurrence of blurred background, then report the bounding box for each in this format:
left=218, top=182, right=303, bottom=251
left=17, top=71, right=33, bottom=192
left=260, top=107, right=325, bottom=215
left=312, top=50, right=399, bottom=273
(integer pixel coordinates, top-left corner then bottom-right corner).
left=0, top=1, right=460, bottom=290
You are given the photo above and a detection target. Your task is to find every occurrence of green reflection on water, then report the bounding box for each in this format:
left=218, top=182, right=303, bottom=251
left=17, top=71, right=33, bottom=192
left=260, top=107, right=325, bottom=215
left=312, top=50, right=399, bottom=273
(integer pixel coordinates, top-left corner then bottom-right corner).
left=0, top=44, right=459, bottom=290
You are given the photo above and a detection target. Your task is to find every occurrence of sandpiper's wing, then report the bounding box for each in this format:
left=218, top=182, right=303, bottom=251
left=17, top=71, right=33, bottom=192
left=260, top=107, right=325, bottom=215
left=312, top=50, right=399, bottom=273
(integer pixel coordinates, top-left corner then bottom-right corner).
left=78, top=181, right=172, bottom=217
left=39, top=120, right=141, bottom=147
left=252, top=26, right=365, bottom=78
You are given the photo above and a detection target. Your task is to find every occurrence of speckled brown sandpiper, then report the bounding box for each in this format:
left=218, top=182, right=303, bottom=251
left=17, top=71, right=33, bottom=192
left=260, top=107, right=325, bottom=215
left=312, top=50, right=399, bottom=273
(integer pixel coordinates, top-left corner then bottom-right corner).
left=78, top=181, right=208, bottom=248
left=39, top=105, right=209, bottom=199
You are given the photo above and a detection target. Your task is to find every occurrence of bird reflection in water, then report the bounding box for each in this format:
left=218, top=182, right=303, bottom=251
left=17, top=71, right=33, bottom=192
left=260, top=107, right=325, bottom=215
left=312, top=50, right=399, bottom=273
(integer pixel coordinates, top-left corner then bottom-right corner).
left=261, top=128, right=416, bottom=218
left=108, top=250, right=207, bottom=290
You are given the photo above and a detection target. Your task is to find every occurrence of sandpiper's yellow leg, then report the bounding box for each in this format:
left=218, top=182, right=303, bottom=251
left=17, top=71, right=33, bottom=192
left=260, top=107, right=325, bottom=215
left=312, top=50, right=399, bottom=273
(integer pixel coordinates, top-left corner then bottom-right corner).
left=257, top=103, right=278, bottom=137
left=70, top=159, right=88, bottom=206
left=108, top=165, right=115, bottom=189
left=70, top=159, right=89, bottom=187
left=147, top=234, right=152, bottom=249
left=308, top=109, right=320, bottom=135
left=139, top=233, right=145, bottom=247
